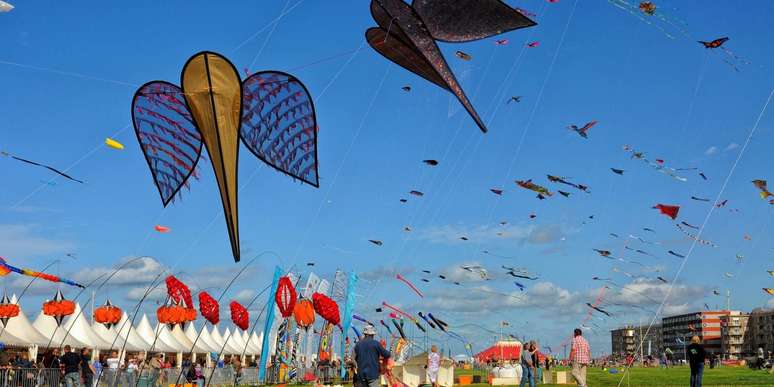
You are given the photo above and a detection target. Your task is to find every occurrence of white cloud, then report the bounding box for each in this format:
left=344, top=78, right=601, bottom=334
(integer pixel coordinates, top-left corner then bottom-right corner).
left=359, top=265, right=415, bottom=282
left=724, top=142, right=739, bottom=152
left=0, top=224, right=74, bottom=257
left=73, top=256, right=164, bottom=286
left=704, top=146, right=718, bottom=156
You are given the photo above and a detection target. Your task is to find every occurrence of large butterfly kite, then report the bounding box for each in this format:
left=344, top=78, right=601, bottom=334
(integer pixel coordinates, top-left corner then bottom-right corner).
left=365, top=0, right=537, bottom=133
left=131, top=51, right=319, bottom=262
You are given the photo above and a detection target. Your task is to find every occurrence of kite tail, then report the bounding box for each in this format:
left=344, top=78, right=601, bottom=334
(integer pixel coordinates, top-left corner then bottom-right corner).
left=395, top=274, right=423, bottom=298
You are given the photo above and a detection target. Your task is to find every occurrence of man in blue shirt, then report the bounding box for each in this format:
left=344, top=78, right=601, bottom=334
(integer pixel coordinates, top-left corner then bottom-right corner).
left=354, top=325, right=391, bottom=387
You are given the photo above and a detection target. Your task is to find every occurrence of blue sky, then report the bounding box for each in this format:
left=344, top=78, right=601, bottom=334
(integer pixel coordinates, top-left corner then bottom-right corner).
left=2, top=0, right=774, bottom=357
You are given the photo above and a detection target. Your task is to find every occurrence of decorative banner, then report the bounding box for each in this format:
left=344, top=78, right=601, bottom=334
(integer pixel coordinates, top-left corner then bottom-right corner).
left=312, top=292, right=340, bottom=326
left=304, top=279, right=329, bottom=368
left=340, top=271, right=358, bottom=378
left=258, top=266, right=282, bottom=382
left=165, top=275, right=193, bottom=308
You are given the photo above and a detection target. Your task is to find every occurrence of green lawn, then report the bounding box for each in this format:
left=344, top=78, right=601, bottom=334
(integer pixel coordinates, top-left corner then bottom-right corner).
left=455, top=366, right=774, bottom=386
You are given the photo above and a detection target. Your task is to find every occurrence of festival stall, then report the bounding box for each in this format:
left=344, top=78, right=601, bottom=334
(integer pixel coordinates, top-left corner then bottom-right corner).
left=391, top=351, right=454, bottom=387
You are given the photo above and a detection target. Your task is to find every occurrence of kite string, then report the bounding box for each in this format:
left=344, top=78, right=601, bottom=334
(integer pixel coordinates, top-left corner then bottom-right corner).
left=8, top=124, right=132, bottom=210
left=291, top=63, right=392, bottom=262
left=0, top=60, right=139, bottom=88
left=247, top=0, right=293, bottom=70
left=616, top=87, right=774, bottom=387
left=230, top=0, right=307, bottom=53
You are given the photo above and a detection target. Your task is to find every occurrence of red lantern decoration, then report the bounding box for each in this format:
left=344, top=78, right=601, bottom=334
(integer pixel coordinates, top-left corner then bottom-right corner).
left=230, top=301, right=249, bottom=331
left=165, top=275, right=193, bottom=308
left=312, top=292, right=340, bottom=326
left=93, top=299, right=122, bottom=328
left=275, top=276, right=297, bottom=318
left=0, top=294, right=20, bottom=327
left=157, top=304, right=196, bottom=326
left=293, top=298, right=315, bottom=329
left=198, top=291, right=219, bottom=325
left=43, top=290, right=75, bottom=326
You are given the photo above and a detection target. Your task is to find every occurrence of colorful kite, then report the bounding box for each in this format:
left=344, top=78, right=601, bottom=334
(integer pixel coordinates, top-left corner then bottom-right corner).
left=698, top=37, right=728, bottom=49
left=653, top=204, right=680, bottom=219
left=1, top=151, right=84, bottom=183
left=0, top=257, right=84, bottom=288
left=594, top=249, right=613, bottom=258
left=527, top=41, right=540, bottom=48
left=752, top=180, right=774, bottom=203
left=623, top=145, right=687, bottom=181
left=132, top=51, right=319, bottom=262
left=0, top=1, right=13, bottom=13
left=676, top=223, right=718, bottom=247
left=516, top=179, right=552, bottom=199
left=568, top=120, right=597, bottom=139
left=763, top=288, right=774, bottom=295
left=395, top=274, right=423, bottom=298
left=365, top=0, right=536, bottom=133
left=607, top=0, right=689, bottom=40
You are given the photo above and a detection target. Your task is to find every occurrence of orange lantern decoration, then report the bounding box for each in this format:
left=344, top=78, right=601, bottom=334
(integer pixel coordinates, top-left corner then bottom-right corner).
left=93, top=299, right=122, bottom=329
left=0, top=294, right=20, bottom=326
left=156, top=303, right=196, bottom=326
left=43, top=290, right=75, bottom=326
left=293, top=298, right=315, bottom=330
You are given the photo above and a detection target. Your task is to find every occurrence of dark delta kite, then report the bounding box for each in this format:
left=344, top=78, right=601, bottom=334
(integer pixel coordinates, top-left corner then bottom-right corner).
left=132, top=51, right=319, bottom=262
left=547, top=175, right=590, bottom=192
left=508, top=96, right=522, bottom=104
left=611, top=168, right=625, bottom=175
left=490, top=188, right=504, bottom=195
left=422, top=159, right=439, bottom=166
left=368, top=239, right=383, bottom=246
left=365, top=0, right=537, bottom=133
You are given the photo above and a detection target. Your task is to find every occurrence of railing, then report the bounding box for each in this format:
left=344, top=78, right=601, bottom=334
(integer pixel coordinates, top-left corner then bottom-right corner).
left=0, top=367, right=268, bottom=387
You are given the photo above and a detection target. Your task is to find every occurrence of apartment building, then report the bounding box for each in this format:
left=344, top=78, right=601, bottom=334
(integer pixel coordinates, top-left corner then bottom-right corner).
left=610, top=324, right=662, bottom=359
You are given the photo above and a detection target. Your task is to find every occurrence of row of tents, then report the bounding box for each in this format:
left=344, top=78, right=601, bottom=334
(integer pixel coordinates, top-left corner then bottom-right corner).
left=0, top=295, right=262, bottom=359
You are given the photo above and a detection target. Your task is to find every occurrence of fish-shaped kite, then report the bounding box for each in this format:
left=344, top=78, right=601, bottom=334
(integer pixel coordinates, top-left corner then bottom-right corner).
left=154, top=225, right=171, bottom=233
left=402, top=86, right=412, bottom=92
left=594, top=249, right=612, bottom=258
left=365, top=0, right=537, bottom=133
left=668, top=250, right=685, bottom=258
left=568, top=120, right=597, bottom=139
left=0, top=257, right=84, bottom=288
left=422, top=159, right=439, bottom=166
left=369, top=239, right=383, bottom=246
left=132, top=51, right=319, bottom=262
left=516, top=179, right=552, bottom=199
left=527, top=41, right=540, bottom=48
left=514, top=282, right=525, bottom=291
left=611, top=168, right=625, bottom=175
left=490, top=188, right=504, bottom=195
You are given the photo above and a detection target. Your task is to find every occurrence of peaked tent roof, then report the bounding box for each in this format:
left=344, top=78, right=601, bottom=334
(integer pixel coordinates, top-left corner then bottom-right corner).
left=56, top=303, right=113, bottom=350
left=474, top=340, right=523, bottom=362
left=115, top=312, right=153, bottom=352
left=153, top=323, right=188, bottom=352
left=184, top=322, right=219, bottom=353
left=2, top=294, right=49, bottom=346
left=136, top=314, right=177, bottom=353
left=249, top=331, right=263, bottom=354
left=170, top=324, right=197, bottom=353
left=221, top=327, right=245, bottom=355
left=32, top=309, right=89, bottom=349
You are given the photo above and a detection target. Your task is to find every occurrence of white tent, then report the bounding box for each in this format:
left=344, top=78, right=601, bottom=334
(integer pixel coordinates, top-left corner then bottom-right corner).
left=230, top=328, right=248, bottom=355
left=185, top=322, right=221, bottom=353
left=210, top=325, right=226, bottom=353
left=58, top=303, right=113, bottom=350
left=200, top=325, right=222, bottom=354
left=136, top=314, right=177, bottom=353
left=249, top=331, right=263, bottom=354
left=32, top=309, right=89, bottom=349
left=2, top=295, right=49, bottom=346
left=170, top=324, right=196, bottom=353
left=114, top=312, right=153, bottom=352
left=221, top=327, right=245, bottom=355
left=153, top=323, right=187, bottom=353
left=242, top=330, right=259, bottom=355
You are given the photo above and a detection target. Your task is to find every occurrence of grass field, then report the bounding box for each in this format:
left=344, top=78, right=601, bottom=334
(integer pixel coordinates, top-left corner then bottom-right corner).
left=456, top=365, right=774, bottom=386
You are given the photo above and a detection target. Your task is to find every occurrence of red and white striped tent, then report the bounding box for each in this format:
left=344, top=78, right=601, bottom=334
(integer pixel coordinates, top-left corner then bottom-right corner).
left=474, top=340, right=522, bottom=362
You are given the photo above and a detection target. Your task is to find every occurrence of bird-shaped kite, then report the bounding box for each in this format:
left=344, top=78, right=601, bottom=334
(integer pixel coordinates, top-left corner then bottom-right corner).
left=752, top=180, right=774, bottom=203
left=568, top=121, right=597, bottom=139
left=698, top=37, right=729, bottom=49
left=365, top=0, right=536, bottom=133
left=508, top=96, right=522, bottom=104
left=132, top=51, right=319, bottom=262
left=0, top=257, right=84, bottom=288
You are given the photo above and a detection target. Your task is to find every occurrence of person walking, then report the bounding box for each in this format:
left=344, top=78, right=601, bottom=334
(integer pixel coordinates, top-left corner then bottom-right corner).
left=80, top=348, right=95, bottom=387
left=687, top=336, right=706, bottom=387
left=61, top=345, right=82, bottom=387
left=519, top=342, right=535, bottom=387
left=569, top=329, right=590, bottom=387
left=353, top=324, right=391, bottom=387
left=426, top=345, right=440, bottom=387
left=532, top=342, right=542, bottom=384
